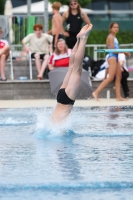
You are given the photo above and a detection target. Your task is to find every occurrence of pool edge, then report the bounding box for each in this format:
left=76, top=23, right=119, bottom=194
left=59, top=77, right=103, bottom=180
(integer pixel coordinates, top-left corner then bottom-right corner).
left=0, top=99, right=133, bottom=108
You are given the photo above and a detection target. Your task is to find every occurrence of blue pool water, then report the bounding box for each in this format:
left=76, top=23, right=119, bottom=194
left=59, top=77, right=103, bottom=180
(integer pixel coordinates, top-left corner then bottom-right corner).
left=0, top=106, right=133, bottom=200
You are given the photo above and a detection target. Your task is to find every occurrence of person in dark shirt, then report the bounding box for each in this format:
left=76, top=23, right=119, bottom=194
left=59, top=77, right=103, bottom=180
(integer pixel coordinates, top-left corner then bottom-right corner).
left=62, top=0, right=90, bottom=49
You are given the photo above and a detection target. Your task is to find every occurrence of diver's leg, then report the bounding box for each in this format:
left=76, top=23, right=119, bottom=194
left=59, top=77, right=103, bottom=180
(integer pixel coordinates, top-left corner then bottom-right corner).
left=60, top=39, right=80, bottom=88
left=92, top=57, right=117, bottom=101
left=65, top=24, right=93, bottom=100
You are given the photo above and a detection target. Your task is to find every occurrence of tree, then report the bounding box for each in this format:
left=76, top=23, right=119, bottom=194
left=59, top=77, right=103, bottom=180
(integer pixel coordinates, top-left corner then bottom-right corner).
left=49, top=0, right=92, bottom=8
left=0, top=0, right=5, bottom=15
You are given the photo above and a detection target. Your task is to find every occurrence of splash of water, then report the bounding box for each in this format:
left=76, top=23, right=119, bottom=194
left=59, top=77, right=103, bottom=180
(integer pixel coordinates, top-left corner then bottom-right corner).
left=33, top=106, right=133, bottom=138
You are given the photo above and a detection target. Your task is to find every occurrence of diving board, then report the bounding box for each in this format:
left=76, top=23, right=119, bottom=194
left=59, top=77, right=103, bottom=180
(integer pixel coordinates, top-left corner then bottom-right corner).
left=95, top=49, right=133, bottom=53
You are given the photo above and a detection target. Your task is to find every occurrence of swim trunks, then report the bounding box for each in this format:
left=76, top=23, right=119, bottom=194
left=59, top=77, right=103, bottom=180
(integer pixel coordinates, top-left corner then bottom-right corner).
left=57, top=88, right=75, bottom=105
left=108, top=53, right=118, bottom=61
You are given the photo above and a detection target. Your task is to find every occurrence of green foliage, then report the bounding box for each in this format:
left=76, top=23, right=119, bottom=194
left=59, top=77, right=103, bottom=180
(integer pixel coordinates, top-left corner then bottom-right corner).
left=49, top=0, right=91, bottom=7
left=12, top=19, right=28, bottom=44
left=87, top=30, right=133, bottom=44
left=0, top=0, right=5, bottom=15
left=85, top=30, right=133, bottom=57
left=12, top=18, right=133, bottom=46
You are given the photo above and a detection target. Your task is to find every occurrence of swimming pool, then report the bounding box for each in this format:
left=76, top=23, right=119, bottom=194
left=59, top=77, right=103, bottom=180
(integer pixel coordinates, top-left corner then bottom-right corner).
left=0, top=107, right=133, bottom=200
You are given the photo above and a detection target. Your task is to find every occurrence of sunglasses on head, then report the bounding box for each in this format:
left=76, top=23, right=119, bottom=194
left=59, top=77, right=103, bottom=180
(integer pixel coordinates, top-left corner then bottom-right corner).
left=70, top=2, right=77, bottom=6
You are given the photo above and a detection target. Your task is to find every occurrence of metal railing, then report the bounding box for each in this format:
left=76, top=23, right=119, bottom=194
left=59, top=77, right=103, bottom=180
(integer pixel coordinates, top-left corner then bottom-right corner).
left=85, top=43, right=133, bottom=65
left=1, top=15, right=133, bottom=79
left=9, top=43, right=133, bottom=80
left=0, top=15, right=47, bottom=44
left=11, top=43, right=133, bottom=61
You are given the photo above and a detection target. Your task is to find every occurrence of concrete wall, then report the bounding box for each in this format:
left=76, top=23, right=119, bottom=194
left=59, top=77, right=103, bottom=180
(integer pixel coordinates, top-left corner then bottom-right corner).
left=0, top=80, right=133, bottom=100
left=2, top=60, right=133, bottom=100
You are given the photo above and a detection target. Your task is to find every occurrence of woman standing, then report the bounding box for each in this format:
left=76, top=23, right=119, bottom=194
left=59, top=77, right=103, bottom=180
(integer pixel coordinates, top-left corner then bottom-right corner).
left=62, top=0, right=90, bottom=49
left=93, top=22, right=129, bottom=101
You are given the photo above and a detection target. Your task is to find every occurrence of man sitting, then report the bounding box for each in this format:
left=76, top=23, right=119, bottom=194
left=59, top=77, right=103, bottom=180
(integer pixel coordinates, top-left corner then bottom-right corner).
left=0, top=27, right=10, bottom=81
left=22, top=24, right=53, bottom=80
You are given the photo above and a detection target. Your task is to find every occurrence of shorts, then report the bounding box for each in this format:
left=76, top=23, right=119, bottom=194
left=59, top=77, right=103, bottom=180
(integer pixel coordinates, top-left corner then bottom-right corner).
left=65, top=31, right=78, bottom=49
left=66, top=36, right=77, bottom=49
left=65, top=32, right=78, bottom=49
left=108, top=53, right=118, bottom=61
left=57, top=88, right=75, bottom=105
left=31, top=53, right=45, bottom=60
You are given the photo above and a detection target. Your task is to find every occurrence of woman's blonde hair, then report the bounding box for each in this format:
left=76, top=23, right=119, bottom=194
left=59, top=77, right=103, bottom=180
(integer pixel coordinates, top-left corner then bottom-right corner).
left=52, top=2, right=62, bottom=11
left=54, top=39, right=68, bottom=55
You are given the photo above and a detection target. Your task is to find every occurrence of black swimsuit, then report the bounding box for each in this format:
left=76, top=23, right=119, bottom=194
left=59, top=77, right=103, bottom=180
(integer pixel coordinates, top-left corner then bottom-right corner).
left=65, top=13, right=83, bottom=49
left=57, top=88, right=75, bottom=105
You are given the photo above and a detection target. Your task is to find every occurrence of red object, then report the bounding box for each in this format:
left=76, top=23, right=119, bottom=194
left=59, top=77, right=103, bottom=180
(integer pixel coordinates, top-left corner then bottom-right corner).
left=128, top=66, right=133, bottom=72
left=49, top=55, right=69, bottom=67
left=49, top=50, right=71, bottom=67
left=0, top=41, right=6, bottom=49
left=54, top=58, right=69, bottom=67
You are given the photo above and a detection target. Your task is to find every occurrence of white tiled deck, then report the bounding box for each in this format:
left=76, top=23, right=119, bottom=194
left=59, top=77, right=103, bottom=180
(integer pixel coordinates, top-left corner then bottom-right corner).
left=0, top=99, right=133, bottom=108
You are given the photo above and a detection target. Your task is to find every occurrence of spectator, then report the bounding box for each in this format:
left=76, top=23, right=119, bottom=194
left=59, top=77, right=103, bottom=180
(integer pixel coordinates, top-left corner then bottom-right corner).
left=92, top=22, right=130, bottom=101
left=49, top=39, right=71, bottom=70
left=62, top=0, right=90, bottom=49
left=47, top=2, right=64, bottom=49
left=119, top=53, right=130, bottom=98
left=104, top=53, right=130, bottom=98
left=22, top=24, right=53, bottom=80
left=0, top=27, right=10, bottom=81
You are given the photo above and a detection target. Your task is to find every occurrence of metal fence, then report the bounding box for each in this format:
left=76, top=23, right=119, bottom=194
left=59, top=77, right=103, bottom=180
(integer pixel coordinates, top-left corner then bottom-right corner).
left=0, top=15, right=48, bottom=44
left=11, top=43, right=133, bottom=62
left=0, top=15, right=133, bottom=79
left=85, top=43, right=133, bottom=61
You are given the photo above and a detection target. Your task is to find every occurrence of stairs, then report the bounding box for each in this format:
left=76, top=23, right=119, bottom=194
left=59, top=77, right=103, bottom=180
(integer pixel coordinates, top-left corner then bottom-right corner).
left=5, top=60, right=48, bottom=80
left=0, top=60, right=132, bottom=100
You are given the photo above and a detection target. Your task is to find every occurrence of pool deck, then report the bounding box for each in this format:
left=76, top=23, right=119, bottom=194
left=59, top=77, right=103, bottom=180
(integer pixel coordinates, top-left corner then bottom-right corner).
left=0, top=98, right=133, bottom=108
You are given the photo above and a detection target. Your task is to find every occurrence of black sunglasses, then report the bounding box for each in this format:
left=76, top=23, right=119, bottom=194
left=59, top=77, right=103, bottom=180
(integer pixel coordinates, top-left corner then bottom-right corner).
left=70, top=2, right=77, bottom=6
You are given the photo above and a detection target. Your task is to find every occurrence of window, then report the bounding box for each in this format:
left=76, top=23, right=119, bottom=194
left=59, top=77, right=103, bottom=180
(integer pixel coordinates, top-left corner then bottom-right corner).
left=109, top=2, right=130, bottom=10
left=11, top=0, right=41, bottom=8
left=89, top=0, right=108, bottom=10
left=130, top=2, right=133, bottom=9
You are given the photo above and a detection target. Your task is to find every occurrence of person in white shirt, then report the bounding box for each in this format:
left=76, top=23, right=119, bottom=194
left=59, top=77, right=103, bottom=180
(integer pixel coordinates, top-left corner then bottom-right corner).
left=118, top=53, right=129, bottom=98
left=0, top=27, right=10, bottom=81
left=22, top=24, right=53, bottom=80
left=104, top=53, right=130, bottom=98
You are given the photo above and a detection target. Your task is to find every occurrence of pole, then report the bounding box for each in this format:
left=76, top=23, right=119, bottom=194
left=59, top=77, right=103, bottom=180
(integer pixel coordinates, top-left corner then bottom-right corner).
left=27, top=0, right=31, bottom=16
left=44, top=0, right=49, bottom=32
left=27, top=0, right=31, bottom=35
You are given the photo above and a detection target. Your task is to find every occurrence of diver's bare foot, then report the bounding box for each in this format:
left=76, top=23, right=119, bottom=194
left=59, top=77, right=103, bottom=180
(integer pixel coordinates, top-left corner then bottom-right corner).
left=116, top=97, right=128, bottom=101
left=92, top=92, right=100, bottom=101
left=76, top=24, right=93, bottom=38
